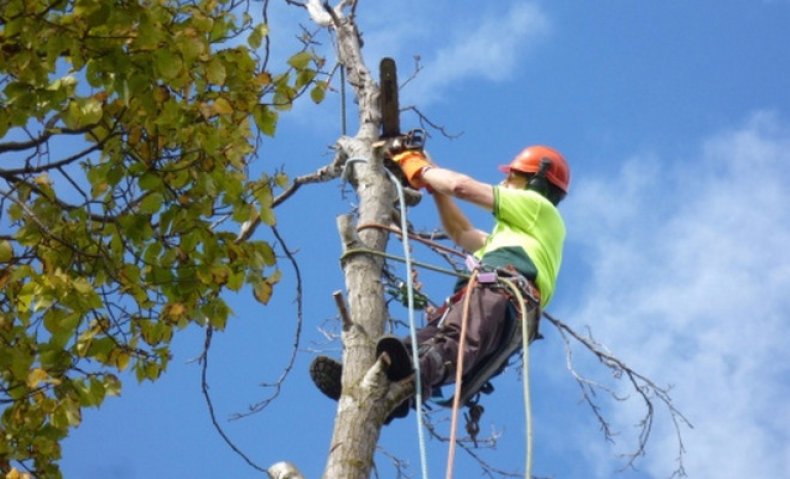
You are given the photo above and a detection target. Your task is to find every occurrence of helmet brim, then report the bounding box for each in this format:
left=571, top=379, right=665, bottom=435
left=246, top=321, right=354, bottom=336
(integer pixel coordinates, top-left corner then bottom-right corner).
left=497, top=165, right=511, bottom=174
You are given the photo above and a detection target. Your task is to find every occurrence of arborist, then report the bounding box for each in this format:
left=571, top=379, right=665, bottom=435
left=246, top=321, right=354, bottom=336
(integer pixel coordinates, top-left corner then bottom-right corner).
left=311, top=144, right=570, bottom=422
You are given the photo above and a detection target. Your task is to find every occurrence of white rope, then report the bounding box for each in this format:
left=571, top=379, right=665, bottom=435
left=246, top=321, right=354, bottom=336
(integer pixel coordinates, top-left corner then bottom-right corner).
left=383, top=168, right=430, bottom=479
left=500, top=278, right=533, bottom=479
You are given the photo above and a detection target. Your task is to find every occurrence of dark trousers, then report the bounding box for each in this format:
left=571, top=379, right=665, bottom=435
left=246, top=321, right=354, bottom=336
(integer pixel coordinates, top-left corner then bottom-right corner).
left=404, top=284, right=519, bottom=396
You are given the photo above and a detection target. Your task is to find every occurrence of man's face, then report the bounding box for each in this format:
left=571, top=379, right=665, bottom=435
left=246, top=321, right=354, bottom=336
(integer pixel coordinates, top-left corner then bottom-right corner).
left=501, top=172, right=528, bottom=190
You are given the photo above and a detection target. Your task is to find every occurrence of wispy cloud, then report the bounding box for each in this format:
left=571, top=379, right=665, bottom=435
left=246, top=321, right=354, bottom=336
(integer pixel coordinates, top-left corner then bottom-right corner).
left=563, top=111, right=790, bottom=477
left=396, top=3, right=552, bottom=106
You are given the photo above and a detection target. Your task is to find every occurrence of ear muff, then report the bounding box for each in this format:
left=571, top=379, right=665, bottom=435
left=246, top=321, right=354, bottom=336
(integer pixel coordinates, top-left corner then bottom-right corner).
left=526, top=158, right=552, bottom=195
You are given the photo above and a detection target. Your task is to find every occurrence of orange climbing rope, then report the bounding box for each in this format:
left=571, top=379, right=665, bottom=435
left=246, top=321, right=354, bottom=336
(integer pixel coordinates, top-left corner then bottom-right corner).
left=445, top=270, right=479, bottom=479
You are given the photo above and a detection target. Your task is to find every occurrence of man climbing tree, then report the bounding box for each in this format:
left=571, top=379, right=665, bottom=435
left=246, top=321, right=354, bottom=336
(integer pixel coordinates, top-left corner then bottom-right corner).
left=311, top=145, right=571, bottom=423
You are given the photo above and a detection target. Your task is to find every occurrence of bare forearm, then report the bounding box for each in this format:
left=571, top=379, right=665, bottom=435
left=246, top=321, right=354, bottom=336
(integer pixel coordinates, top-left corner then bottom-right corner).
left=430, top=181, right=488, bottom=252
left=421, top=167, right=494, bottom=210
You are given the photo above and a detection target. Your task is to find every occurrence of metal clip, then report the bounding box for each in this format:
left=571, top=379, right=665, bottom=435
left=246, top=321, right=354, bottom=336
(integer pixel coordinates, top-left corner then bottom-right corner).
left=403, top=128, right=426, bottom=150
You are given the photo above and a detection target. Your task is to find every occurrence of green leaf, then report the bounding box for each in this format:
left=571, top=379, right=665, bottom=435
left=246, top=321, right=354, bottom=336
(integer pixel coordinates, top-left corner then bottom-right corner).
left=288, top=51, right=313, bottom=70
left=53, top=397, right=82, bottom=427
left=63, top=98, right=103, bottom=129
left=204, top=297, right=230, bottom=329
left=16, top=281, right=37, bottom=313
left=87, top=377, right=107, bottom=406
left=258, top=241, right=276, bottom=267
left=206, top=58, right=226, bottom=85
left=310, top=81, right=327, bottom=104
left=10, top=347, right=34, bottom=382
left=253, top=104, right=277, bottom=136
left=274, top=172, right=289, bottom=189
left=259, top=204, right=275, bottom=226
left=227, top=270, right=244, bottom=291
left=0, top=240, right=12, bottom=262
left=139, top=192, right=164, bottom=215
left=296, top=68, right=316, bottom=89
left=139, top=171, right=163, bottom=191
left=248, top=23, right=269, bottom=49
left=155, top=50, right=182, bottom=80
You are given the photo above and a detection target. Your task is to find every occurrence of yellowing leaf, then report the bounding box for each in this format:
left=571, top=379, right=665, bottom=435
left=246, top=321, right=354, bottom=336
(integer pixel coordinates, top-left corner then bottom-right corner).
left=164, top=302, right=186, bottom=321
left=253, top=280, right=272, bottom=305
left=212, top=97, right=233, bottom=115
left=27, top=368, right=48, bottom=389
left=6, top=467, right=29, bottom=479
left=152, top=86, right=170, bottom=104
left=104, top=374, right=122, bottom=397
left=255, top=72, right=272, bottom=86
left=81, top=98, right=103, bottom=125
left=34, top=174, right=51, bottom=187
left=72, top=277, right=94, bottom=294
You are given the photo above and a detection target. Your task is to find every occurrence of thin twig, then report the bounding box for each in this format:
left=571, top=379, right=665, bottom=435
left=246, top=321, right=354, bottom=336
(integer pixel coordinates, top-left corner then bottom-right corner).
left=231, top=225, right=305, bottom=419
left=199, top=326, right=269, bottom=473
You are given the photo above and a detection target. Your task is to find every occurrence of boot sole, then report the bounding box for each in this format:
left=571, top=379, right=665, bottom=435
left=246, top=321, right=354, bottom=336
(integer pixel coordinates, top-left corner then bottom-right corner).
left=309, top=355, right=342, bottom=401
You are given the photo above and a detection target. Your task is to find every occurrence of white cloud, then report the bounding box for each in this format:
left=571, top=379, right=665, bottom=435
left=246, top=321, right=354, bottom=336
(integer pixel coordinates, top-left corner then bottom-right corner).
left=398, top=3, right=552, bottom=106
left=563, top=111, right=790, bottom=477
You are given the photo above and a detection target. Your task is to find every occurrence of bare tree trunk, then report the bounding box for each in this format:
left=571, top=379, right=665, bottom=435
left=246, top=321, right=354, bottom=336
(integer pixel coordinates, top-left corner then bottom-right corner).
left=321, top=13, right=399, bottom=479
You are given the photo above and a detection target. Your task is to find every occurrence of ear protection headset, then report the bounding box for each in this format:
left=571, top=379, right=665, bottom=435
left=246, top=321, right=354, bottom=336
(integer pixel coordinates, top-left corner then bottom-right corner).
left=526, top=158, right=552, bottom=195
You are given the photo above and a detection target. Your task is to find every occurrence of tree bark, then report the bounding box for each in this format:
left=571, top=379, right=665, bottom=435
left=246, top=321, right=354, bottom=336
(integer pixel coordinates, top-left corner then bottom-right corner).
left=321, top=12, right=400, bottom=479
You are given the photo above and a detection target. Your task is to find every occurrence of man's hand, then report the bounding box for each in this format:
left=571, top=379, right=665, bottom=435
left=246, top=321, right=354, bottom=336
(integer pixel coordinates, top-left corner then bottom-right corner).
left=391, top=149, right=433, bottom=189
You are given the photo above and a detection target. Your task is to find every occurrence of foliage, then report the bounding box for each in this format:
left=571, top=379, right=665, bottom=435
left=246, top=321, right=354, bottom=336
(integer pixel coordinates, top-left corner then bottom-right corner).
left=0, top=0, right=326, bottom=476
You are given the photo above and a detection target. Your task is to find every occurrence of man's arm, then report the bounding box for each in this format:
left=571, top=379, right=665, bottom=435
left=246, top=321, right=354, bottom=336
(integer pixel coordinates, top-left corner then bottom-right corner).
left=421, top=167, right=492, bottom=252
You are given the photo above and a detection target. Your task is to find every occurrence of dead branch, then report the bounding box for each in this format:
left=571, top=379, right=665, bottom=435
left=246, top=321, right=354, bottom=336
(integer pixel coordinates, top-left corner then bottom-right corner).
left=236, top=151, right=347, bottom=242
left=400, top=105, right=463, bottom=141
left=423, top=417, right=522, bottom=479
left=542, top=312, right=692, bottom=478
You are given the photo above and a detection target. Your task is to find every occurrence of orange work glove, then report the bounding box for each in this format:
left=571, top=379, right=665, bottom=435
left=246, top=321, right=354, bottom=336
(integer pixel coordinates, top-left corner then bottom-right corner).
left=392, top=150, right=433, bottom=189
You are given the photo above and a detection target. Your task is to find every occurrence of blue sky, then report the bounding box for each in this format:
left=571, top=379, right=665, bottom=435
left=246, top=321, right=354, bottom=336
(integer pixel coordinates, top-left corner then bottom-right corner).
left=60, top=1, right=789, bottom=478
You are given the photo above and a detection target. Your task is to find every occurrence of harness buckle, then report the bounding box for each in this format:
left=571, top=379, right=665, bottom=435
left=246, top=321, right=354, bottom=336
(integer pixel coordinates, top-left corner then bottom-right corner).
left=465, top=255, right=498, bottom=283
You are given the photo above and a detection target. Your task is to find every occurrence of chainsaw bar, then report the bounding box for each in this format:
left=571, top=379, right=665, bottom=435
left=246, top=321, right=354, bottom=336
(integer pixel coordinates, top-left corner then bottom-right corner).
left=379, top=57, right=400, bottom=138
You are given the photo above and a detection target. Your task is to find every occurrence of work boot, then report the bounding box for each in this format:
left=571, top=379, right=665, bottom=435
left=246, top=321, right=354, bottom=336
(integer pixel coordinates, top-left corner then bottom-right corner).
left=308, top=354, right=410, bottom=424
left=375, top=335, right=416, bottom=422
left=375, top=335, right=414, bottom=382
left=309, top=355, right=342, bottom=401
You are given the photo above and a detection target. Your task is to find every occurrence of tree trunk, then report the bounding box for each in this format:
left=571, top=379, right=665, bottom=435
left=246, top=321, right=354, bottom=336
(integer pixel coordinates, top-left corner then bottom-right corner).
left=321, top=14, right=399, bottom=479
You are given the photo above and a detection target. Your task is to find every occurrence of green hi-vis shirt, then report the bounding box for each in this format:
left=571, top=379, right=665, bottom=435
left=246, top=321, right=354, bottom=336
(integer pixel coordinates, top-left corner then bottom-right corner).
left=474, top=187, right=566, bottom=308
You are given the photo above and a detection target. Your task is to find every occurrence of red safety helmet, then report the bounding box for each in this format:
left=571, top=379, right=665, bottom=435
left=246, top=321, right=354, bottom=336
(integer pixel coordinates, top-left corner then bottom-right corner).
left=498, top=145, right=571, bottom=193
